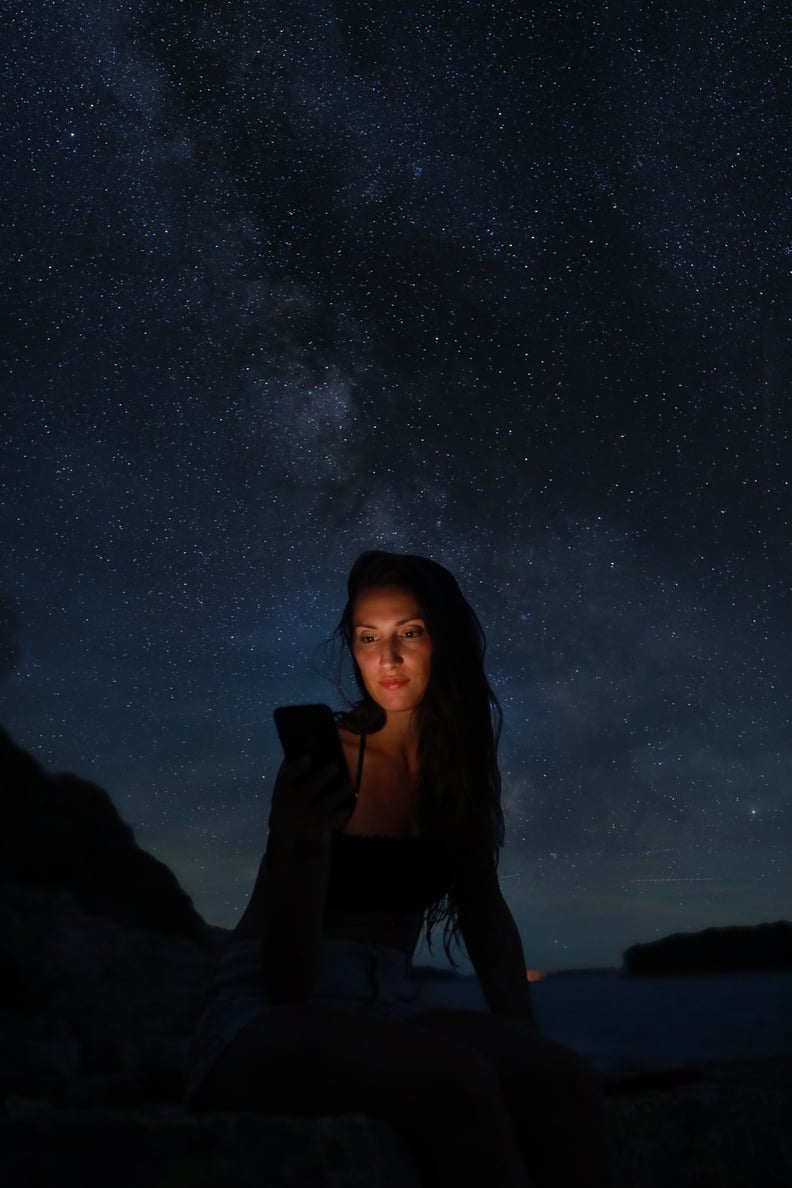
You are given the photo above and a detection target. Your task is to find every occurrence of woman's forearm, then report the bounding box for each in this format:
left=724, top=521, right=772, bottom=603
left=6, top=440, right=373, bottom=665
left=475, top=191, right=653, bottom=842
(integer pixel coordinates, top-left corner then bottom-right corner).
left=262, top=831, right=332, bottom=1003
left=461, top=893, right=537, bottom=1026
left=474, top=909, right=537, bottom=1025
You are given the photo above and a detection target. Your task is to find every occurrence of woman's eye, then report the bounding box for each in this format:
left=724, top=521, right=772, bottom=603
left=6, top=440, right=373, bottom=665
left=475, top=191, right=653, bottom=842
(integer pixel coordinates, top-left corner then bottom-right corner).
left=402, top=628, right=423, bottom=638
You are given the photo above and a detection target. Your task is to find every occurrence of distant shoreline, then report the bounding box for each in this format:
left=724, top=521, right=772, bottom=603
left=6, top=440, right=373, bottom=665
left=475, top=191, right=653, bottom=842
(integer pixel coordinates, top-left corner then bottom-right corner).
left=413, top=963, right=792, bottom=983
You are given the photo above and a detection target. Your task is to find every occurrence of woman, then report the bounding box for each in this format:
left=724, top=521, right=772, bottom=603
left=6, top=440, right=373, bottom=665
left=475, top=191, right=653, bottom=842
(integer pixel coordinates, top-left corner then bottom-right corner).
left=186, top=551, right=610, bottom=1188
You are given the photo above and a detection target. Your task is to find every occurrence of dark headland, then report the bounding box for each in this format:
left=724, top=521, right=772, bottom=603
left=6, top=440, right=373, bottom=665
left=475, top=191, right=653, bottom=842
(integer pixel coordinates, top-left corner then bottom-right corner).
left=624, top=921, right=792, bottom=975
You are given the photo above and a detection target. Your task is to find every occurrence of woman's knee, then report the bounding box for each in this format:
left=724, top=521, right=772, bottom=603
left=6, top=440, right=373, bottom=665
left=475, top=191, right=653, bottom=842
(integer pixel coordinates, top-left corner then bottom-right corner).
left=424, top=1042, right=506, bottom=1122
left=538, top=1038, right=603, bottom=1103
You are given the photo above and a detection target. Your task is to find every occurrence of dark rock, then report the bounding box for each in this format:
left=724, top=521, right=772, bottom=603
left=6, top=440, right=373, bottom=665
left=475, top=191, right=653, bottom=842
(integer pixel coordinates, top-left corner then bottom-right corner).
left=1, top=1063, right=789, bottom=1188
left=0, top=882, right=218, bottom=1097
left=606, top=1059, right=792, bottom=1187
left=624, top=921, right=792, bottom=975
left=0, top=726, right=207, bottom=941
left=0, top=1104, right=421, bottom=1188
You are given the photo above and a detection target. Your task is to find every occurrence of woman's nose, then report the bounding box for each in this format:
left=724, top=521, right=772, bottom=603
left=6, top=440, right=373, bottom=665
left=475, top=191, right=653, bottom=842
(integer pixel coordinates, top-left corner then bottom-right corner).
left=379, top=640, right=402, bottom=665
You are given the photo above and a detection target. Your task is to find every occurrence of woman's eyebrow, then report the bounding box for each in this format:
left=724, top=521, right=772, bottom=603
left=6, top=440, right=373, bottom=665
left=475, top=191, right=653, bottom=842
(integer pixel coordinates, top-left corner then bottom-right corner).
left=354, top=616, right=426, bottom=629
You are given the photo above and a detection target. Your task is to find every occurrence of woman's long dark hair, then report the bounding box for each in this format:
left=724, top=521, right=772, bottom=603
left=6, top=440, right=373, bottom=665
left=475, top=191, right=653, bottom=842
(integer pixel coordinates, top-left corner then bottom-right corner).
left=328, top=550, right=504, bottom=961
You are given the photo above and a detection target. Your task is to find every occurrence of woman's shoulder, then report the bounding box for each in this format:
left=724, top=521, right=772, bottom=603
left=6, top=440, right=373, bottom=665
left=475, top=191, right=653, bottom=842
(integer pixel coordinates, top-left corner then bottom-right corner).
left=334, top=708, right=362, bottom=735
left=336, top=720, right=362, bottom=751
left=335, top=710, right=377, bottom=756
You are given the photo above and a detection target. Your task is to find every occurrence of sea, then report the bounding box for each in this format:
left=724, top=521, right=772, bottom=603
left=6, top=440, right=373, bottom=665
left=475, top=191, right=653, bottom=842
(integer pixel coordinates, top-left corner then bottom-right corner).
left=412, top=967, right=792, bottom=1078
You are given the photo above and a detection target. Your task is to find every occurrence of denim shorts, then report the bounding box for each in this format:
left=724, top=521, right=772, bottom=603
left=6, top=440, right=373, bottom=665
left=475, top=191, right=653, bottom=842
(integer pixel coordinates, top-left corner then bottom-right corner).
left=184, top=935, right=448, bottom=1104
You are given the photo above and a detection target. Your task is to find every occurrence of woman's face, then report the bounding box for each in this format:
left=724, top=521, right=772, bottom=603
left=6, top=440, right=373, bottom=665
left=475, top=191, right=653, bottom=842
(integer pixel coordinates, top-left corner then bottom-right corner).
left=351, top=585, right=432, bottom=714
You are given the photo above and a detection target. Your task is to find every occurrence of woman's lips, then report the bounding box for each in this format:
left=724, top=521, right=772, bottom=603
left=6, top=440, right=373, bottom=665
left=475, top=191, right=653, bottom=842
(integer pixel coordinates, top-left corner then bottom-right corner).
left=380, top=678, right=408, bottom=689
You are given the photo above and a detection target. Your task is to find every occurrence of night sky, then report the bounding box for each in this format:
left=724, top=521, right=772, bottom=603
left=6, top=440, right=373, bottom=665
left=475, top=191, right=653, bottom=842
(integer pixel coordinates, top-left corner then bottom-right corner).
left=3, top=1, right=789, bottom=969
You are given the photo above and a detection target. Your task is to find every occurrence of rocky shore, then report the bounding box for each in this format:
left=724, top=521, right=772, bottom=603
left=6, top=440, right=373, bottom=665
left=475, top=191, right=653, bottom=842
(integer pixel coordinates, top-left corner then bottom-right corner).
left=3, top=1051, right=790, bottom=1187
left=2, top=727, right=790, bottom=1186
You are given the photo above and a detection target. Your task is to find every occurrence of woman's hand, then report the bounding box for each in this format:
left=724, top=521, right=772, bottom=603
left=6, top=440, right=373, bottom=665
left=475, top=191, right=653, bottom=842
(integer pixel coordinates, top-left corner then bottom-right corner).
left=260, top=756, right=353, bottom=999
left=267, top=756, right=355, bottom=856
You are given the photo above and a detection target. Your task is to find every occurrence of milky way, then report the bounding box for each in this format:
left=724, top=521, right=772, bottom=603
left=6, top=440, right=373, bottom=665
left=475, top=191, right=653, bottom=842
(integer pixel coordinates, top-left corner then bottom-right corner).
left=2, top=0, right=789, bottom=966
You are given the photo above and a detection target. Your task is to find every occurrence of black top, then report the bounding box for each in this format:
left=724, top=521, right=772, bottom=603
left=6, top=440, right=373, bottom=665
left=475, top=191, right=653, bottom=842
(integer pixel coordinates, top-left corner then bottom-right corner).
left=325, top=733, right=452, bottom=914
left=325, top=833, right=451, bottom=913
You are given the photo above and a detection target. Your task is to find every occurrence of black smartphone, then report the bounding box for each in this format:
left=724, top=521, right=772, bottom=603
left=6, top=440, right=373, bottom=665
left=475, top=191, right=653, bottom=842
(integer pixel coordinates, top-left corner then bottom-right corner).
left=273, top=704, right=355, bottom=803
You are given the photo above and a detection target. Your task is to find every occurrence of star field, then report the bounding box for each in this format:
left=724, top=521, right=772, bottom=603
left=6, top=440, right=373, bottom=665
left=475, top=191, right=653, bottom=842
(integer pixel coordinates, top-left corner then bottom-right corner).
left=2, top=0, right=789, bottom=967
